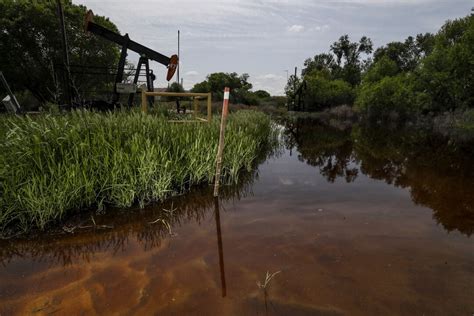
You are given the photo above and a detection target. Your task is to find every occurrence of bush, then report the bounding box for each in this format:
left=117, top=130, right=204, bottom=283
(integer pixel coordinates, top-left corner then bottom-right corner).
left=355, top=74, right=416, bottom=120
left=304, top=72, right=355, bottom=110
left=363, top=56, right=399, bottom=83
left=417, top=15, right=474, bottom=112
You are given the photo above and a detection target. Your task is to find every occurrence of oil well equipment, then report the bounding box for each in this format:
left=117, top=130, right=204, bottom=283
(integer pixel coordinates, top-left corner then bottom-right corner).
left=82, top=10, right=178, bottom=107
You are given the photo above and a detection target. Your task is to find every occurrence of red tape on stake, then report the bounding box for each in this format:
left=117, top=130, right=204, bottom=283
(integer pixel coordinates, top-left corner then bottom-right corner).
left=222, top=87, right=230, bottom=116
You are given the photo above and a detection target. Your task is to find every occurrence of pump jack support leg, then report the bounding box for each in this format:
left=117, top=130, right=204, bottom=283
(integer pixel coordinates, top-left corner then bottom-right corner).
left=113, top=34, right=129, bottom=105
left=128, top=57, right=144, bottom=107
left=144, top=58, right=154, bottom=107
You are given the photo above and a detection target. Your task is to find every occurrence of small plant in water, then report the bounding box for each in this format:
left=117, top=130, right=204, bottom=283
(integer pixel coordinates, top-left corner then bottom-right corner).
left=162, top=202, right=177, bottom=216
left=148, top=217, right=172, bottom=235
left=256, top=270, right=281, bottom=290
left=148, top=203, right=177, bottom=235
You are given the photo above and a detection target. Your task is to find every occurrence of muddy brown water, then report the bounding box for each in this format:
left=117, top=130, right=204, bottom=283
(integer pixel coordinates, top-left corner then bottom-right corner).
left=1, top=122, right=473, bottom=315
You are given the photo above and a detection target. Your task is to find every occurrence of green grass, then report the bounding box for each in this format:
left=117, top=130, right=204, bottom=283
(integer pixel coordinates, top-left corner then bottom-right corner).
left=0, top=109, right=275, bottom=232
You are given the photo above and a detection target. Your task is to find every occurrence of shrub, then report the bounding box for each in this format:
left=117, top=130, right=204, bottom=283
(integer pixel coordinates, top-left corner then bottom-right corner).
left=355, top=74, right=416, bottom=120
left=304, top=72, right=355, bottom=111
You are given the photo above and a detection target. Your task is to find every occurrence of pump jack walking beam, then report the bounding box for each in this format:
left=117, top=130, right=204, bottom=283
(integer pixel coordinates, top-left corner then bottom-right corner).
left=84, top=10, right=178, bottom=105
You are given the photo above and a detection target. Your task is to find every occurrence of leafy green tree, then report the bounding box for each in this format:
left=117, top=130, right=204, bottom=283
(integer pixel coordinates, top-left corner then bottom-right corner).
left=363, top=56, right=399, bottom=83
left=417, top=14, right=474, bottom=111
left=302, top=53, right=337, bottom=76
left=190, top=81, right=210, bottom=93
left=254, top=90, right=271, bottom=99
left=355, top=73, right=432, bottom=119
left=373, top=34, right=435, bottom=73
left=165, top=82, right=185, bottom=102
left=191, top=72, right=258, bottom=104
left=358, top=13, right=472, bottom=117
left=0, top=0, right=120, bottom=104
left=329, top=35, right=373, bottom=86
left=304, top=71, right=355, bottom=110
left=284, top=74, right=301, bottom=106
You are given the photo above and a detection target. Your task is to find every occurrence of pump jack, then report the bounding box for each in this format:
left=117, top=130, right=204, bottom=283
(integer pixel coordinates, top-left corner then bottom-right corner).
left=84, top=10, right=178, bottom=107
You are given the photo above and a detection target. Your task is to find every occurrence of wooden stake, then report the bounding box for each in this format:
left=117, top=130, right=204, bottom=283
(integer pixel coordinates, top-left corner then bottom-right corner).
left=207, top=92, right=212, bottom=122
left=213, top=87, right=230, bottom=197
left=193, top=97, right=199, bottom=118
left=141, top=88, right=147, bottom=113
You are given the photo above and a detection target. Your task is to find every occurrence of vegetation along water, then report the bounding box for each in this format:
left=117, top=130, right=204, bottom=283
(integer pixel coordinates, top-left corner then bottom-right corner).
left=0, top=110, right=276, bottom=233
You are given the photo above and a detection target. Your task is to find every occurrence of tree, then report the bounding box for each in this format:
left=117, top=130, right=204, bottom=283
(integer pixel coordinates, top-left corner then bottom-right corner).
left=356, top=74, right=417, bottom=119
left=302, top=53, right=337, bottom=76
left=254, top=90, right=271, bottom=99
left=418, top=14, right=474, bottom=111
left=0, top=0, right=120, bottom=104
left=304, top=71, right=354, bottom=110
left=165, top=82, right=184, bottom=102
left=373, top=35, right=428, bottom=73
left=191, top=72, right=257, bottom=104
left=363, top=56, right=399, bottom=83
left=284, top=74, right=301, bottom=104
left=329, top=35, right=373, bottom=85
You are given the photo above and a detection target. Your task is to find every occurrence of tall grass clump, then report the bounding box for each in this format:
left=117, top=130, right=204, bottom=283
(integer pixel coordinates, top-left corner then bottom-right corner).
left=0, top=109, right=275, bottom=232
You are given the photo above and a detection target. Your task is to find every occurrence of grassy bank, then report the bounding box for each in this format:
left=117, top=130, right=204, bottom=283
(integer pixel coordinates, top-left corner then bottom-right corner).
left=0, top=110, right=276, bottom=232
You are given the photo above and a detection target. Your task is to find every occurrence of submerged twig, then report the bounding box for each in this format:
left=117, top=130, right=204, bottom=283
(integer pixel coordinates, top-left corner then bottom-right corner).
left=257, top=270, right=281, bottom=290
left=148, top=203, right=177, bottom=235
left=61, top=216, right=113, bottom=234
left=162, top=202, right=177, bottom=216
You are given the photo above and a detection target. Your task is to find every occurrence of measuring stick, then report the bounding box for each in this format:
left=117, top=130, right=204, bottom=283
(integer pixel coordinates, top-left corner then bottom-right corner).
left=213, top=87, right=230, bottom=197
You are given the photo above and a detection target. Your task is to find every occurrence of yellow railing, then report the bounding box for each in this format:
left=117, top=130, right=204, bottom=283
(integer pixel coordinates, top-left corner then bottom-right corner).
left=141, top=91, right=212, bottom=123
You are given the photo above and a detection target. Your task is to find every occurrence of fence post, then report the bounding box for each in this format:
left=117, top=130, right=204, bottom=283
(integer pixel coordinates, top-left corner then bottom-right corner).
left=141, top=89, right=147, bottom=113
left=207, top=92, right=212, bottom=122
left=193, top=97, right=199, bottom=119
left=213, top=87, right=230, bottom=197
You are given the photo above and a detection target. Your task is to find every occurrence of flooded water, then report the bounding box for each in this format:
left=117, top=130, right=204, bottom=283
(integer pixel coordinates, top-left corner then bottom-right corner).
left=1, top=120, right=474, bottom=315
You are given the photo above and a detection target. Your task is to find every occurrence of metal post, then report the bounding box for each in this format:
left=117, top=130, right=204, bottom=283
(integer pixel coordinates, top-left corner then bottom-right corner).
left=293, top=67, right=297, bottom=111
left=177, top=30, right=180, bottom=85
left=128, top=57, right=144, bottom=106
left=0, top=71, right=21, bottom=112
left=144, top=58, right=154, bottom=106
left=113, top=34, right=129, bottom=104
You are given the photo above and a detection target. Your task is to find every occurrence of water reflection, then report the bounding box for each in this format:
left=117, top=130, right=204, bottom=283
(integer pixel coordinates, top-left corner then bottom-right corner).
left=283, top=118, right=474, bottom=236
left=283, top=120, right=358, bottom=183
left=0, top=170, right=257, bottom=267
left=1, top=120, right=474, bottom=314
left=214, top=197, right=227, bottom=297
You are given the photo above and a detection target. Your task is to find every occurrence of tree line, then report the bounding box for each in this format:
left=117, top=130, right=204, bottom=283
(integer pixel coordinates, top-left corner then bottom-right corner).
left=288, top=11, right=473, bottom=120
left=0, top=0, right=120, bottom=107
left=0, top=1, right=278, bottom=109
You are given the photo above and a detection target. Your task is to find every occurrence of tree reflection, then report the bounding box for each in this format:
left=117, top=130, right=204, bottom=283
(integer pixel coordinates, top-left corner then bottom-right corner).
left=354, top=125, right=474, bottom=236
left=283, top=119, right=358, bottom=183
left=283, top=117, right=474, bottom=236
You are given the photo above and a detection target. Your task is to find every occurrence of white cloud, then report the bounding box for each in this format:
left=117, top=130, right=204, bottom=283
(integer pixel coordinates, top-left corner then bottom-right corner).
left=185, top=70, right=198, bottom=76
left=310, top=24, right=330, bottom=32
left=252, top=73, right=287, bottom=95
left=287, top=24, right=305, bottom=33
left=257, top=74, right=284, bottom=80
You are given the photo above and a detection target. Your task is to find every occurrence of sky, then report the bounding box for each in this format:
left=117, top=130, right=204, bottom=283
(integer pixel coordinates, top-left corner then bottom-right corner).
left=74, top=0, right=472, bottom=95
